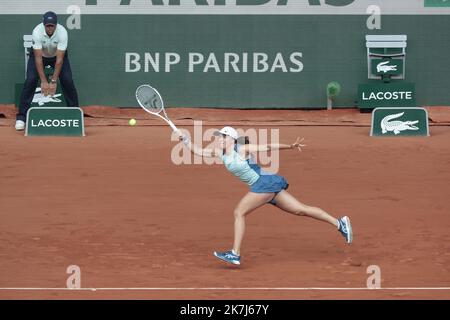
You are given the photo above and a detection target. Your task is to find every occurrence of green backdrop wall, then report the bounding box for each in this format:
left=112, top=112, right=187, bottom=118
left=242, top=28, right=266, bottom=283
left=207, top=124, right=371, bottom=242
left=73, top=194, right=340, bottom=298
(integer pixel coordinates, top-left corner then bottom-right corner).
left=1, top=15, right=449, bottom=108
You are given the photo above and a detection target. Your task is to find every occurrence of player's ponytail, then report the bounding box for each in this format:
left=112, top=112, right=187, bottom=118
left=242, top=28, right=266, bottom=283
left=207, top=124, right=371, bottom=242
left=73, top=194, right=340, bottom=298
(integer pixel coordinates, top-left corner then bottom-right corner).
left=236, top=136, right=249, bottom=145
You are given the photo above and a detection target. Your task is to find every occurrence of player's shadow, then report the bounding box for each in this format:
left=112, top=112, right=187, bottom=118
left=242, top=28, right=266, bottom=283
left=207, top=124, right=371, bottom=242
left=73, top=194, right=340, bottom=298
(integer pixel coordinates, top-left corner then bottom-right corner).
left=211, top=262, right=249, bottom=270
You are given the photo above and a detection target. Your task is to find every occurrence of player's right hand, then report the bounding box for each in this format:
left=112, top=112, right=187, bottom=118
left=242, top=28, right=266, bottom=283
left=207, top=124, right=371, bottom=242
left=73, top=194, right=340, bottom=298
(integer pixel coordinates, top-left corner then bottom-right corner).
left=178, top=132, right=191, bottom=146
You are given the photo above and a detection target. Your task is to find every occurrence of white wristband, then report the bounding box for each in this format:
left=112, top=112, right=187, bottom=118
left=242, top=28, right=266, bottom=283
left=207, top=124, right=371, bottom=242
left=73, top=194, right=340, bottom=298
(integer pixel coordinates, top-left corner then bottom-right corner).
left=182, top=137, right=191, bottom=146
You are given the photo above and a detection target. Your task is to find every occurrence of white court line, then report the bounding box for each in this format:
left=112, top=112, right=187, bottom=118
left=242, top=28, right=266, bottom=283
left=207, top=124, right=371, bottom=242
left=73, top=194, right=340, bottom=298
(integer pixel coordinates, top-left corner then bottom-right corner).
left=0, top=287, right=450, bottom=291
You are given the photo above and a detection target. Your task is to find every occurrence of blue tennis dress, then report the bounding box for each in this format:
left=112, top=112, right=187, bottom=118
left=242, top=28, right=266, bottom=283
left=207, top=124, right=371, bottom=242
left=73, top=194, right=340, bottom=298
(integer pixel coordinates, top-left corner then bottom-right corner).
left=220, top=148, right=289, bottom=204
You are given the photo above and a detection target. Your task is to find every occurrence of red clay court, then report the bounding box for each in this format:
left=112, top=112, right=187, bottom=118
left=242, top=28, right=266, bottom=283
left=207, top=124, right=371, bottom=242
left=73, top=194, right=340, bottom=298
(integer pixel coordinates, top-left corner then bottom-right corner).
left=0, top=105, right=450, bottom=299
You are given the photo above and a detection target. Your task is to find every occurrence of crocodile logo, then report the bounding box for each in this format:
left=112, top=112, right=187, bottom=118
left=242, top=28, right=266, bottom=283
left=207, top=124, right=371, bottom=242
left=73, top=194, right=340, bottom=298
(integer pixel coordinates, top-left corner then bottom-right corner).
left=32, top=87, right=62, bottom=106
left=381, top=112, right=419, bottom=135
left=377, top=61, right=397, bottom=73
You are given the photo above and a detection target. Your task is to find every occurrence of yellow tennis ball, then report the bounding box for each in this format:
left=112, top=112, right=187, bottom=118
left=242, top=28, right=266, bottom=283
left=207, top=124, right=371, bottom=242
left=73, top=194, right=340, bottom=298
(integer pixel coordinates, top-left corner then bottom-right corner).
left=129, top=118, right=136, bottom=126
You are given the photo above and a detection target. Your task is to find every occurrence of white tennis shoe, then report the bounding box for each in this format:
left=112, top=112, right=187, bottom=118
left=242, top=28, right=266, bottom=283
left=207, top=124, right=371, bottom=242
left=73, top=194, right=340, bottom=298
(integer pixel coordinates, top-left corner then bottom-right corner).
left=15, top=120, right=25, bottom=131
left=338, top=216, right=353, bottom=244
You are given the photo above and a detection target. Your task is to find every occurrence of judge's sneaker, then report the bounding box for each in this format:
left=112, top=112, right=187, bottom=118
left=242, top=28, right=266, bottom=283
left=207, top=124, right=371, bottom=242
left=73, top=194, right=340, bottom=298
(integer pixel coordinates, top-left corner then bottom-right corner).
left=213, top=250, right=241, bottom=265
left=338, top=216, right=353, bottom=244
left=15, top=120, right=25, bottom=131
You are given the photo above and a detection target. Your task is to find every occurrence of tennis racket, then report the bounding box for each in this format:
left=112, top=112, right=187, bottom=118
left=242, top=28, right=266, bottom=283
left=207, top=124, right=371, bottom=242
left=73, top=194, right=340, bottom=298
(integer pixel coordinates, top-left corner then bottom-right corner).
left=135, top=84, right=179, bottom=133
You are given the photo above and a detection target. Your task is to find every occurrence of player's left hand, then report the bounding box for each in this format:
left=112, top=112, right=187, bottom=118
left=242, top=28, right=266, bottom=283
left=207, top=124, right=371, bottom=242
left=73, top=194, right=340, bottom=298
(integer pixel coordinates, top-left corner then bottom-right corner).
left=291, top=137, right=307, bottom=152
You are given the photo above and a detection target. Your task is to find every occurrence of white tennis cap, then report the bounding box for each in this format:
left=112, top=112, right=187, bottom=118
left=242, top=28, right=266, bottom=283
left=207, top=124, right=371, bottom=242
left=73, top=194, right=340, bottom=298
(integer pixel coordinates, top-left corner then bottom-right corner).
left=214, top=126, right=239, bottom=140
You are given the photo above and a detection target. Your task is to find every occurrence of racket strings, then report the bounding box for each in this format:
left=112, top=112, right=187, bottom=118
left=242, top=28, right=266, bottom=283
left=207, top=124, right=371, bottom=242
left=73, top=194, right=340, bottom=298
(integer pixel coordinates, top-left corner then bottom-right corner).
left=137, top=87, right=163, bottom=114
left=135, top=84, right=179, bottom=132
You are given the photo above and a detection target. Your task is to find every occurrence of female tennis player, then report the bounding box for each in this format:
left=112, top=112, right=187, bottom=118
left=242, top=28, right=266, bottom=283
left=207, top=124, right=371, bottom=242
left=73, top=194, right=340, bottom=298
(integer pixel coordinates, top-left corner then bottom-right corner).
left=178, top=126, right=352, bottom=266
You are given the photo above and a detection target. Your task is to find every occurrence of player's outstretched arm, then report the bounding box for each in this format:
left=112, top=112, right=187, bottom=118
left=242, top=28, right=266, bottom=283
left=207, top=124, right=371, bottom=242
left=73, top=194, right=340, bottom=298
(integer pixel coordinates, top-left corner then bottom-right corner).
left=245, top=137, right=306, bottom=153
left=178, top=132, right=219, bottom=158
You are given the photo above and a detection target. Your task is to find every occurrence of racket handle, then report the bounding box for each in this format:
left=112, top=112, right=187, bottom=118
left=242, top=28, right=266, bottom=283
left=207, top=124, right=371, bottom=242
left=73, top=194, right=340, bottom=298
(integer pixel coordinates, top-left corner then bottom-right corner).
left=167, top=120, right=179, bottom=133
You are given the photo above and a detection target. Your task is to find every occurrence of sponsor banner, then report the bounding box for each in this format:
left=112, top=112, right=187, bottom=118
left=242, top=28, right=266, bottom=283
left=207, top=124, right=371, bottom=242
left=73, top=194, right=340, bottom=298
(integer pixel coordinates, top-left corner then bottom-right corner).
left=125, top=52, right=303, bottom=73
left=424, top=0, right=450, bottom=7
left=25, top=107, right=85, bottom=136
left=1, top=0, right=450, bottom=15
left=2, top=15, right=450, bottom=108
left=370, top=107, right=429, bottom=136
left=358, top=83, right=416, bottom=108
left=371, top=59, right=403, bottom=76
